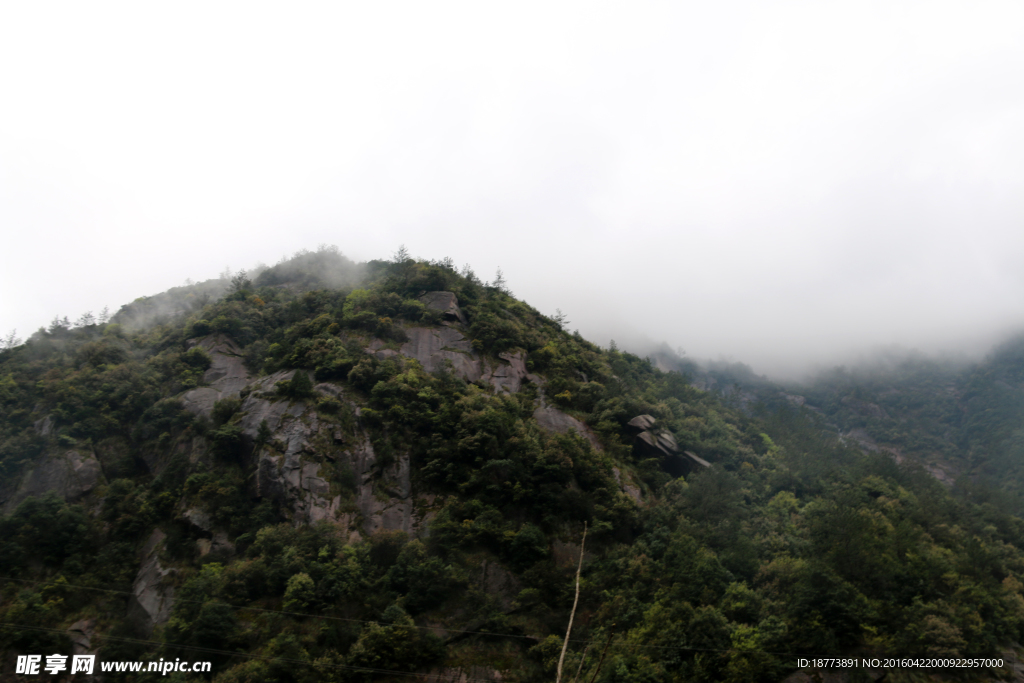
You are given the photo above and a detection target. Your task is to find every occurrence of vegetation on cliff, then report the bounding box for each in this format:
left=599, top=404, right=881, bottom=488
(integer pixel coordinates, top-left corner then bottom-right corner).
left=2, top=247, right=1024, bottom=682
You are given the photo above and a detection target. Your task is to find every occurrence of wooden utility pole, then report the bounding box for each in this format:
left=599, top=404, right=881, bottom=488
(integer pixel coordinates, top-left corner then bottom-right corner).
left=556, top=522, right=586, bottom=683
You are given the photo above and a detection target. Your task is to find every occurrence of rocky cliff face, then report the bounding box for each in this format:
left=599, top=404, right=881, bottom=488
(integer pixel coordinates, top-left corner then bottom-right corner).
left=127, top=529, right=176, bottom=636
left=181, top=334, right=251, bottom=418
left=174, top=296, right=640, bottom=540
left=11, top=291, right=650, bottom=638
left=1, top=448, right=105, bottom=514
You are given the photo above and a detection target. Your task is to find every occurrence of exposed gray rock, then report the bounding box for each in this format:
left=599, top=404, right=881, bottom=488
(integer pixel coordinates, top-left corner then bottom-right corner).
left=533, top=402, right=602, bottom=451
left=396, top=325, right=533, bottom=393
left=636, top=431, right=661, bottom=452
left=245, top=391, right=430, bottom=536
left=401, top=326, right=480, bottom=379
left=631, top=424, right=711, bottom=476
left=627, top=414, right=656, bottom=431
left=612, top=466, right=643, bottom=504
left=212, top=530, right=235, bottom=555
left=128, top=529, right=175, bottom=636
left=315, top=382, right=344, bottom=398
left=68, top=618, right=96, bottom=656
left=481, top=350, right=529, bottom=393
left=181, top=334, right=252, bottom=418
left=2, top=449, right=105, bottom=514
left=842, top=428, right=879, bottom=452
left=656, top=431, right=678, bottom=453
left=526, top=372, right=546, bottom=386
left=33, top=415, right=54, bottom=437
left=238, top=373, right=306, bottom=438
left=197, top=530, right=235, bottom=558
left=182, top=507, right=213, bottom=532
left=683, top=450, right=711, bottom=468
left=635, top=428, right=680, bottom=457
left=346, top=450, right=416, bottom=535
left=419, top=291, right=467, bottom=324
left=363, top=339, right=402, bottom=361
left=301, top=462, right=328, bottom=496
left=924, top=462, right=956, bottom=486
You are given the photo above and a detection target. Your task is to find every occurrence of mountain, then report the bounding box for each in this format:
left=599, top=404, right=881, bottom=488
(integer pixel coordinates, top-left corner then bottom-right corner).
left=2, top=247, right=1024, bottom=682
left=783, top=342, right=1024, bottom=507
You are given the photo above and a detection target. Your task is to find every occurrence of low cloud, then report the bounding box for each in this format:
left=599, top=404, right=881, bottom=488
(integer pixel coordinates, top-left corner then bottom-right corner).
left=1, top=2, right=1022, bottom=378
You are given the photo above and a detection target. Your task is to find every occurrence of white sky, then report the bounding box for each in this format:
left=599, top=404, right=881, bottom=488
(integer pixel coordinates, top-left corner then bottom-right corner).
left=2, top=1, right=1022, bottom=377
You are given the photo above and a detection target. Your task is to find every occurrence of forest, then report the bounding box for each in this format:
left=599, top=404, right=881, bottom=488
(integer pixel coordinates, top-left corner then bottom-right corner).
left=2, top=246, right=1024, bottom=682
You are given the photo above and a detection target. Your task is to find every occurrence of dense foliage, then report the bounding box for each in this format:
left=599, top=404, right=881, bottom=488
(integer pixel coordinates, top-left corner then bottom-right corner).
left=3, top=246, right=1024, bottom=681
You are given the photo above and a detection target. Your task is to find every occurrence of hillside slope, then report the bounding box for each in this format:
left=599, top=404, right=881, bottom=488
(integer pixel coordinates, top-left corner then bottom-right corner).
left=752, top=341, right=1024, bottom=511
left=3, top=248, right=1024, bottom=682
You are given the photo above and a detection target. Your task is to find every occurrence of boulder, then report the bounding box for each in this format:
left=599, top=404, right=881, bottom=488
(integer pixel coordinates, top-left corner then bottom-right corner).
left=182, top=507, right=213, bottom=533
left=627, top=414, right=656, bottom=431
left=683, top=450, right=711, bottom=468
left=419, top=291, right=467, bottom=324
left=656, top=431, right=679, bottom=453
left=635, top=428, right=679, bottom=457
left=631, top=425, right=712, bottom=477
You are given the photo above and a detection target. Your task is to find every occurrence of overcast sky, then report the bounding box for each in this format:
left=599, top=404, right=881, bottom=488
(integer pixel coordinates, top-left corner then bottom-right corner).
left=2, top=1, right=1022, bottom=378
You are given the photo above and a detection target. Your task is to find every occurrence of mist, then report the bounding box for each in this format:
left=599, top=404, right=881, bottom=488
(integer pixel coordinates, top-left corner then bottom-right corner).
left=2, top=1, right=1023, bottom=379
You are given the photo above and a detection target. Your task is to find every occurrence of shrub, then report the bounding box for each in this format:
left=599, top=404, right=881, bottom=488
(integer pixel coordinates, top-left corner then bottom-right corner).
left=284, top=572, right=315, bottom=612
left=276, top=370, right=315, bottom=399
left=211, top=397, right=241, bottom=427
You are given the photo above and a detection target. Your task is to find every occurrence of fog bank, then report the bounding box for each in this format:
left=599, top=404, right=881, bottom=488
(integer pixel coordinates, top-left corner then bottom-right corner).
left=2, top=2, right=1022, bottom=376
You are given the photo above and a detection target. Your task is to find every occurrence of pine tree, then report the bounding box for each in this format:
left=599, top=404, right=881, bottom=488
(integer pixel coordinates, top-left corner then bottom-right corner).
left=1, top=330, right=21, bottom=350
left=493, top=267, right=511, bottom=295
left=288, top=369, right=314, bottom=398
